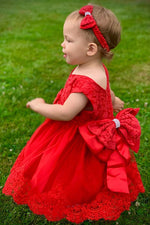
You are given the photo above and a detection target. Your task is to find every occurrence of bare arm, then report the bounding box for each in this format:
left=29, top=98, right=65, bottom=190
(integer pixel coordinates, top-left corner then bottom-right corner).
left=110, top=90, right=124, bottom=113
left=26, top=89, right=124, bottom=121
left=26, top=93, right=88, bottom=121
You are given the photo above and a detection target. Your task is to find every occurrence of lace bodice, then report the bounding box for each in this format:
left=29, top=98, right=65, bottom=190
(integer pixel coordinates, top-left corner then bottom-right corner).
left=54, top=66, right=114, bottom=123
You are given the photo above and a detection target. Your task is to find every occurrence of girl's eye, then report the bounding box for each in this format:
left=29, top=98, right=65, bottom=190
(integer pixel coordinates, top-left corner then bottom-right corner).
left=64, top=36, right=73, bottom=43
left=67, top=39, right=72, bottom=43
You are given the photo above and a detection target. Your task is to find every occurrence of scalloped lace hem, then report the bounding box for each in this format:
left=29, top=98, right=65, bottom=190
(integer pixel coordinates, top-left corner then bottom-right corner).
left=2, top=162, right=145, bottom=224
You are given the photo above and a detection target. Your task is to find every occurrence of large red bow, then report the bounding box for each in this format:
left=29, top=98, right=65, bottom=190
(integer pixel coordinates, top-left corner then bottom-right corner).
left=79, top=108, right=141, bottom=193
left=79, top=5, right=110, bottom=52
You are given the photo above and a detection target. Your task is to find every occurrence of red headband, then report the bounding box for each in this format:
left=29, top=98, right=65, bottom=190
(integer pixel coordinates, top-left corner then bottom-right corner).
left=79, top=5, right=110, bottom=52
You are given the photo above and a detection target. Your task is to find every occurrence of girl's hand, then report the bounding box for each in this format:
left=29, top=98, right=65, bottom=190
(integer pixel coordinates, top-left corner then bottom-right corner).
left=113, top=96, right=124, bottom=113
left=26, top=98, right=45, bottom=112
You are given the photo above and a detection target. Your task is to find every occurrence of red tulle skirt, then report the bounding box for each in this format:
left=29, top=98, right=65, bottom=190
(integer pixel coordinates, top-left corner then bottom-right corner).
left=2, top=119, right=145, bottom=223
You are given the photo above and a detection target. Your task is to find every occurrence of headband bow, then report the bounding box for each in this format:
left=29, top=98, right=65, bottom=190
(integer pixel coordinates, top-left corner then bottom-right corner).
left=79, top=5, right=110, bottom=52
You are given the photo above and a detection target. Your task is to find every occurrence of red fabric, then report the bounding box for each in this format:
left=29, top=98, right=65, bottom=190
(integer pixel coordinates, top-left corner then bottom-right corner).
left=79, top=108, right=141, bottom=193
left=79, top=5, right=110, bottom=52
left=2, top=66, right=145, bottom=223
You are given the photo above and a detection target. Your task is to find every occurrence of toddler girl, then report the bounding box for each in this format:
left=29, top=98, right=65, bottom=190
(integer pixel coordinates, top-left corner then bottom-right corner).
left=3, top=4, right=144, bottom=223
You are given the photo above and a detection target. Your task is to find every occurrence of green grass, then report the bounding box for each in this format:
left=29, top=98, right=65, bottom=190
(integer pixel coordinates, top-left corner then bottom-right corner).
left=0, top=0, right=150, bottom=224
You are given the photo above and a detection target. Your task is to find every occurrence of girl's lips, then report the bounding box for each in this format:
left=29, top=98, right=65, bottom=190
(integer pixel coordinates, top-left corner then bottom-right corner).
left=62, top=50, right=67, bottom=58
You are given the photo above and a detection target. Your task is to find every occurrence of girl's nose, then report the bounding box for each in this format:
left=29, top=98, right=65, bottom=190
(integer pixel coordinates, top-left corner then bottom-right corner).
left=61, top=41, right=65, bottom=48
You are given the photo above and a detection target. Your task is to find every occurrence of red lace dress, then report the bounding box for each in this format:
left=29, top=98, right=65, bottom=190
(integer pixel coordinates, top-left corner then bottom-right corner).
left=3, top=66, right=145, bottom=223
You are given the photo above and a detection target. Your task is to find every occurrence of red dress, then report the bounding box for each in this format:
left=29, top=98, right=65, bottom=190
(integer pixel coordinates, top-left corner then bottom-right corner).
left=3, top=66, right=145, bottom=223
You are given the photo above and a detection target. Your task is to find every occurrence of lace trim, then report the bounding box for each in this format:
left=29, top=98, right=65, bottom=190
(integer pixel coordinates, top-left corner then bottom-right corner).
left=3, top=161, right=145, bottom=223
left=54, top=75, right=113, bottom=120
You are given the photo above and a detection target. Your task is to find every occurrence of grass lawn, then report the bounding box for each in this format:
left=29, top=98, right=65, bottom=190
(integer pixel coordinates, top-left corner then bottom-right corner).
left=0, top=0, right=150, bottom=224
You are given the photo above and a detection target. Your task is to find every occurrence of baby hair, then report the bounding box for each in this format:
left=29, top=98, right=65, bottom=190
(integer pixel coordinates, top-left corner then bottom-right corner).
left=66, top=4, right=121, bottom=60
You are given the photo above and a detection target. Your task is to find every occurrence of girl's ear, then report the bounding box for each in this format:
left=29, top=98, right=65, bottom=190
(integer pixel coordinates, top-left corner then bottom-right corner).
left=87, top=43, right=98, bottom=56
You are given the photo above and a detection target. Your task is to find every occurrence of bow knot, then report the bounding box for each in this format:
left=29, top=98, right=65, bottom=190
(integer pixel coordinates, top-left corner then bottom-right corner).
left=79, top=108, right=141, bottom=193
left=113, top=118, right=120, bottom=128
left=85, top=11, right=91, bottom=16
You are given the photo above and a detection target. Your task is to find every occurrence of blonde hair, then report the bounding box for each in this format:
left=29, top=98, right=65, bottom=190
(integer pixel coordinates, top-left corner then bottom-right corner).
left=66, top=4, right=121, bottom=60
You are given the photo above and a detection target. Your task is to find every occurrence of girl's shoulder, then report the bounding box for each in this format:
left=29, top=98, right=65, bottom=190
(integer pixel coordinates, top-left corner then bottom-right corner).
left=71, top=64, right=109, bottom=91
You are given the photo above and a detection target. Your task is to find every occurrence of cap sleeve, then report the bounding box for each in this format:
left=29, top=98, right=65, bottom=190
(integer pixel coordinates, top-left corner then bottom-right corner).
left=70, top=75, right=103, bottom=114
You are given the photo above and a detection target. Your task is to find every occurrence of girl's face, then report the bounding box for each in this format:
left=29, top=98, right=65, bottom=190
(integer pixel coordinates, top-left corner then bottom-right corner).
left=61, top=19, right=89, bottom=65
